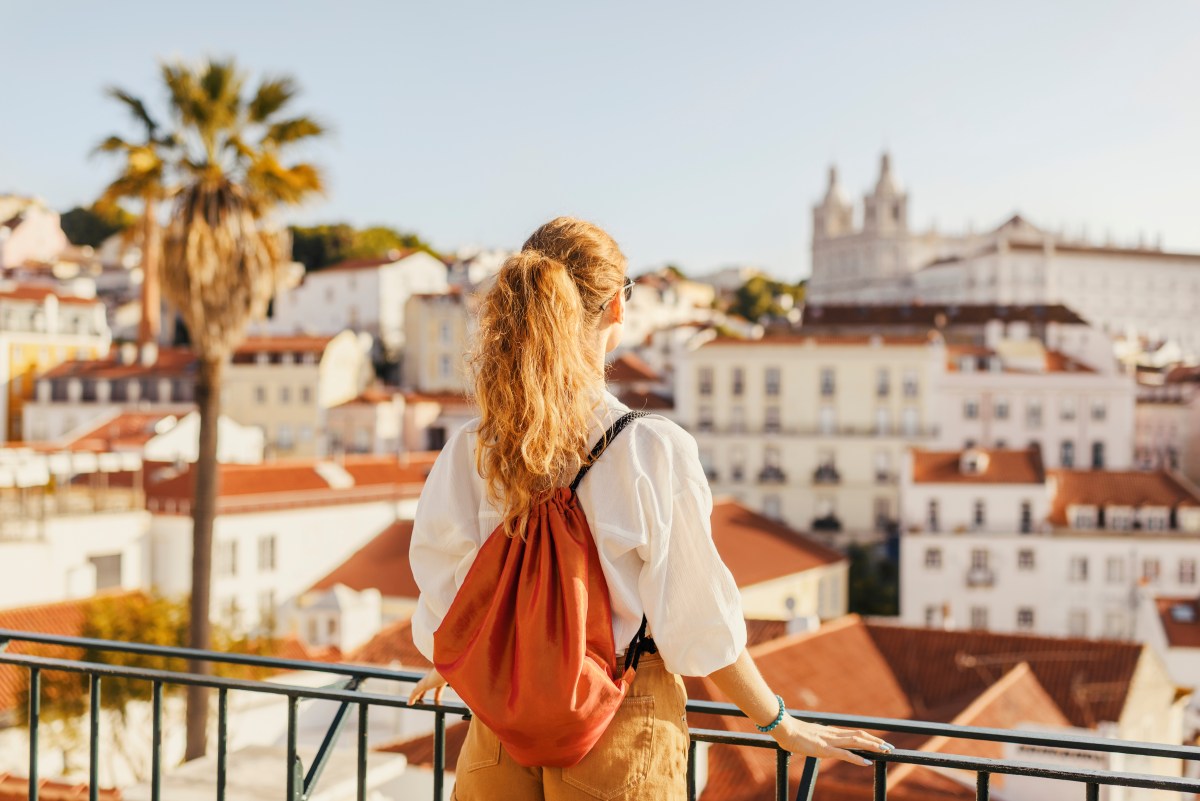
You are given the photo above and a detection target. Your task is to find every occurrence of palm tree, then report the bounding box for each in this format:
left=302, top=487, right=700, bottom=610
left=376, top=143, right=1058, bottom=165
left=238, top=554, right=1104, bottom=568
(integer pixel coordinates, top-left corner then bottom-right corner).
left=95, top=89, right=174, bottom=346
left=156, top=58, right=325, bottom=760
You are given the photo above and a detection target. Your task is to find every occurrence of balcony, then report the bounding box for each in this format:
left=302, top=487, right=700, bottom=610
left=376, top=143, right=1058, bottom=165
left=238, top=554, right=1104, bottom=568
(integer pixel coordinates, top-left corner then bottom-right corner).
left=812, top=465, right=841, bottom=485
left=812, top=514, right=843, bottom=532
left=757, top=465, right=787, bottom=484
left=966, top=567, right=996, bottom=587
left=1, top=628, right=1194, bottom=801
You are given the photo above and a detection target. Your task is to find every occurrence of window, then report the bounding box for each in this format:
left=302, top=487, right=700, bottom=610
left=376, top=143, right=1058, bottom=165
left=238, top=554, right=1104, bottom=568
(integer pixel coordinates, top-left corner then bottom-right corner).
left=1018, top=549, right=1035, bottom=570
left=732, top=367, right=745, bottom=397
left=874, top=450, right=891, bottom=483
left=927, top=499, right=940, bottom=532
left=970, top=606, right=988, bottom=630
left=1068, top=609, right=1088, bottom=637
left=901, top=407, right=919, bottom=436
left=729, top=406, right=745, bottom=434
left=1091, top=442, right=1105, bottom=469
left=258, top=590, right=276, bottom=631
left=88, top=554, right=123, bottom=590
left=973, top=499, right=986, bottom=528
left=1106, top=556, right=1125, bottom=583
left=439, top=321, right=452, bottom=343
left=1105, top=611, right=1126, bottom=639
left=439, top=355, right=452, bottom=377
left=698, top=406, right=713, bottom=432
left=924, top=547, right=942, bottom=569
left=1019, top=501, right=1033, bottom=534
left=764, top=406, right=781, bottom=434
left=763, top=494, right=782, bottom=520
left=300, top=386, right=312, bottom=404
left=874, top=497, right=892, bottom=531
left=280, top=385, right=291, bottom=404
left=698, top=367, right=713, bottom=397
left=765, top=367, right=781, bottom=397
left=257, top=535, right=277, bottom=572
left=819, top=368, right=835, bottom=397
left=902, top=370, right=919, bottom=398
left=1091, top=400, right=1107, bottom=422
left=963, top=399, right=980, bottom=420
left=216, top=541, right=238, bottom=578
left=1181, top=558, right=1197, bottom=585
left=255, top=386, right=267, bottom=404
left=1017, top=608, right=1035, bottom=631
left=730, top=446, right=745, bottom=482
left=1026, top=400, right=1043, bottom=428
left=1060, top=398, right=1076, bottom=421
left=995, top=398, right=1010, bottom=420
left=971, top=548, right=989, bottom=570
left=1060, top=440, right=1075, bottom=468
left=924, top=605, right=939, bottom=627
left=277, top=424, right=294, bottom=450
left=1069, top=556, right=1088, bottom=582
left=874, top=407, right=890, bottom=434
left=818, top=405, right=836, bottom=434
left=256, top=352, right=270, bottom=366
left=1108, top=508, right=1133, bottom=530
left=876, top=368, right=890, bottom=398
left=1142, top=558, right=1161, bottom=583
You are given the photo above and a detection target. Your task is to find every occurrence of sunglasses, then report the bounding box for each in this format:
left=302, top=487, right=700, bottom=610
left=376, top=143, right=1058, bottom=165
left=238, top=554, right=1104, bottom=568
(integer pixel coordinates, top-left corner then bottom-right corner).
left=602, top=277, right=635, bottom=311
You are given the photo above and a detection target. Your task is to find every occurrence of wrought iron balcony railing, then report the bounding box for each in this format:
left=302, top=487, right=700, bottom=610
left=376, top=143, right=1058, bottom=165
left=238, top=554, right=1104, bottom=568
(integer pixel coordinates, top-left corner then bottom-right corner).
left=0, top=627, right=1198, bottom=801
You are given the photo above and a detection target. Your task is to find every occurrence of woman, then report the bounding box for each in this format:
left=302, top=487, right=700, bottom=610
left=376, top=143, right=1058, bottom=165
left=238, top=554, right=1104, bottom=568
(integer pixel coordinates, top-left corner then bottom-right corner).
left=407, top=217, right=892, bottom=799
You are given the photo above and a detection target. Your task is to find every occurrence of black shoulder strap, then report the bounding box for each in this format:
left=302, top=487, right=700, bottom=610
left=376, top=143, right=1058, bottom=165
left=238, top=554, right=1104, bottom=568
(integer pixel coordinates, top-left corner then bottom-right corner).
left=570, top=410, right=649, bottom=492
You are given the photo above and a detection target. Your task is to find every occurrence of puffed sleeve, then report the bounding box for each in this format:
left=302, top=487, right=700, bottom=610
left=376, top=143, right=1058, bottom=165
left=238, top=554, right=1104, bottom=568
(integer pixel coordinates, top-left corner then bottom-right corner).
left=634, top=422, right=747, bottom=676
left=409, top=428, right=481, bottom=662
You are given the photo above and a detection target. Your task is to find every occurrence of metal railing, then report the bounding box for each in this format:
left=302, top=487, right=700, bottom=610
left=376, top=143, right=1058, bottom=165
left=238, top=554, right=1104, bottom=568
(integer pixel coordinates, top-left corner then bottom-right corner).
left=1, top=628, right=1198, bottom=801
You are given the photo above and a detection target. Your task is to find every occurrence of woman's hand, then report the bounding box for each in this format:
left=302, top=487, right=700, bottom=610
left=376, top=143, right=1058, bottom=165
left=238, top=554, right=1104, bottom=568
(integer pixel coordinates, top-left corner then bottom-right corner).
left=406, top=668, right=448, bottom=706
left=769, top=715, right=893, bottom=767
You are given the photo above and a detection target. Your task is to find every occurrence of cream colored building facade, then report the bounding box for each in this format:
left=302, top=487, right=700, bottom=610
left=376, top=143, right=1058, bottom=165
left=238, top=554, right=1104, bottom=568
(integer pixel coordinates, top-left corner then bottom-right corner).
left=677, top=334, right=945, bottom=543
left=402, top=291, right=475, bottom=394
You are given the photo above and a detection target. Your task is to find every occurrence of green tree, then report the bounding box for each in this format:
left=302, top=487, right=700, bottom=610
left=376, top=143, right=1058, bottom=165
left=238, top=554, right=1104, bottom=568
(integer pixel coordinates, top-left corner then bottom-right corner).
left=846, top=544, right=899, bottom=616
left=289, top=223, right=440, bottom=272
left=727, top=275, right=806, bottom=322
left=60, top=205, right=136, bottom=248
left=95, top=88, right=176, bottom=346
left=151, top=57, right=326, bottom=761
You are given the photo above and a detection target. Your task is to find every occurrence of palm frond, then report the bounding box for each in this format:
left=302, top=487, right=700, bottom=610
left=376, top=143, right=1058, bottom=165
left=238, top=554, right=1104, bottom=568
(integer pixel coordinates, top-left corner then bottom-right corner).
left=248, top=77, right=297, bottom=123
left=262, top=116, right=326, bottom=147
left=93, top=135, right=134, bottom=157
left=105, top=86, right=159, bottom=136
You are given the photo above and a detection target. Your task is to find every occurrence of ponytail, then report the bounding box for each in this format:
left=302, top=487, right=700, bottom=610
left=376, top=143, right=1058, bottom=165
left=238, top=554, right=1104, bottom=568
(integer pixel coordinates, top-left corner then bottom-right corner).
left=470, top=217, right=626, bottom=537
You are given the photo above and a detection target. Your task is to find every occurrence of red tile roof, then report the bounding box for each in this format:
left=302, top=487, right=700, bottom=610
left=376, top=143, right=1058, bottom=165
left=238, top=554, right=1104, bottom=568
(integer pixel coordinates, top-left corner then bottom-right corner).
left=63, top=412, right=173, bottom=451
left=1043, top=350, right=1096, bottom=374
left=349, top=618, right=430, bottom=669
left=1154, top=596, right=1200, bottom=649
left=41, top=347, right=197, bottom=381
left=376, top=720, right=469, bottom=767
left=0, top=591, right=145, bottom=715
left=617, top=390, right=673, bottom=411
left=744, top=619, right=788, bottom=648
left=0, top=774, right=121, bottom=801
left=144, top=456, right=428, bottom=514
left=606, top=352, right=661, bottom=384
left=335, top=387, right=404, bottom=406
left=403, top=390, right=472, bottom=405
left=310, top=520, right=420, bottom=600
left=0, top=285, right=102, bottom=307
left=232, top=335, right=334, bottom=355
left=710, top=500, right=845, bottom=588
left=864, top=621, right=1143, bottom=728
left=911, top=448, right=1045, bottom=485
left=1047, top=469, right=1200, bottom=525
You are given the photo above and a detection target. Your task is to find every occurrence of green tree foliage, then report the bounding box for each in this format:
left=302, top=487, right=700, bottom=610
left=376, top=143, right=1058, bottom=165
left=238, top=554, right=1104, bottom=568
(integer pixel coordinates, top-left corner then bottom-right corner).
left=727, top=275, right=806, bottom=322
left=289, top=223, right=440, bottom=272
left=846, top=544, right=898, bottom=616
left=60, top=205, right=136, bottom=248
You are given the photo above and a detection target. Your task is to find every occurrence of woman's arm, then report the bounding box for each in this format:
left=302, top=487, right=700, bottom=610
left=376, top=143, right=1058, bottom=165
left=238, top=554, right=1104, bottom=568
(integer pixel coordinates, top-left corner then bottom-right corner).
left=706, top=649, right=893, bottom=767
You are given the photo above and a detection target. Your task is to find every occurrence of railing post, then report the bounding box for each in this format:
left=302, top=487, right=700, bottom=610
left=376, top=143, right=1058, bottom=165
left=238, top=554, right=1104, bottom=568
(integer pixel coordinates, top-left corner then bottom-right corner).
left=151, top=680, right=162, bottom=801
left=776, top=748, right=790, bottom=801
left=433, top=711, right=446, bottom=801
left=873, top=757, right=887, bottom=801
left=357, top=703, right=368, bottom=801
left=1085, top=783, right=1099, bottom=801
left=795, top=756, right=820, bottom=801
left=686, top=739, right=698, bottom=801
left=977, top=771, right=990, bottom=800
left=287, top=696, right=302, bottom=801
left=217, top=687, right=228, bottom=801
left=89, top=675, right=100, bottom=801
left=28, top=667, right=39, bottom=801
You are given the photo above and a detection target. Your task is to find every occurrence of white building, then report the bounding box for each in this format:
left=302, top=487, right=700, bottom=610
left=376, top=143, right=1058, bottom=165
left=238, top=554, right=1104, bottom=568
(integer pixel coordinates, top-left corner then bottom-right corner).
left=677, top=333, right=944, bottom=543
left=146, top=456, right=427, bottom=636
left=0, top=197, right=68, bottom=270
left=401, top=290, right=474, bottom=394
left=1135, top=366, right=1200, bottom=487
left=264, top=250, right=449, bottom=361
left=807, top=154, right=1200, bottom=361
left=900, top=450, right=1200, bottom=641
left=621, top=268, right=718, bottom=352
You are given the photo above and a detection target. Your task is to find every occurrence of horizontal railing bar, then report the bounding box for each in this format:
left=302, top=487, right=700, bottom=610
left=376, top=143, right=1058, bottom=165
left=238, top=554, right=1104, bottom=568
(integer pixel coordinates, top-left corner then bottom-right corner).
left=865, top=749, right=1200, bottom=793
left=687, top=699, right=1200, bottom=761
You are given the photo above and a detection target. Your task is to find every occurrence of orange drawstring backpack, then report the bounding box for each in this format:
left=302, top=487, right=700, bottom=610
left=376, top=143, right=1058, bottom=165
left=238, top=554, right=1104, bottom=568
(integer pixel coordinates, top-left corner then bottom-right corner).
left=432, top=411, right=656, bottom=768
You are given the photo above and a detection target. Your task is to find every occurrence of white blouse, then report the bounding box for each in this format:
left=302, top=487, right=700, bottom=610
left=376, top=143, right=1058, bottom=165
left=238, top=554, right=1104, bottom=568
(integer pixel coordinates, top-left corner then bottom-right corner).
left=409, top=392, right=747, bottom=677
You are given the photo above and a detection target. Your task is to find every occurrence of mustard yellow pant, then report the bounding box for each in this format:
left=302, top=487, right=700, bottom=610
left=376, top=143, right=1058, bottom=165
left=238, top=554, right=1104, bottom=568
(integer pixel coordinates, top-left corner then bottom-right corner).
left=451, top=652, right=690, bottom=800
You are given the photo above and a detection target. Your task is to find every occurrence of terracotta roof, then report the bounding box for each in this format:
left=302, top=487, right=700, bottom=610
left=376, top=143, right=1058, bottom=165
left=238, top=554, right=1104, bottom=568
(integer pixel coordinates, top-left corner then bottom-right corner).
left=1044, top=350, right=1096, bottom=374
left=0, top=591, right=146, bottom=715
left=349, top=618, right=430, bottom=668
left=376, top=720, right=469, bottom=767
left=230, top=335, right=334, bottom=364
left=605, top=352, right=661, bottom=384
left=1154, top=596, right=1200, bottom=649
left=710, top=500, right=844, bottom=588
left=744, top=618, right=788, bottom=647
left=1047, top=469, right=1200, bottom=525
left=0, top=774, right=121, bottom=801
left=310, top=520, right=420, bottom=599
left=945, top=346, right=1096, bottom=374
left=617, top=390, right=673, bottom=411
left=63, top=412, right=173, bottom=451
left=41, top=347, right=197, bottom=381
left=319, top=252, right=419, bottom=272
left=1165, top=365, right=1200, bottom=385
left=911, top=448, right=1045, bottom=485
left=403, top=390, right=472, bottom=405
left=0, top=284, right=102, bottom=307
left=800, top=304, right=1088, bottom=328
left=145, top=456, right=427, bottom=513
left=864, top=621, right=1143, bottom=728
left=335, top=387, right=404, bottom=406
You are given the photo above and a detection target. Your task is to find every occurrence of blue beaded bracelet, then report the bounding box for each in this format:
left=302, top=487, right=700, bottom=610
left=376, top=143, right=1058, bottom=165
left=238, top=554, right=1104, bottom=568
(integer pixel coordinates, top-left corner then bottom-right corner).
left=756, top=694, right=786, bottom=733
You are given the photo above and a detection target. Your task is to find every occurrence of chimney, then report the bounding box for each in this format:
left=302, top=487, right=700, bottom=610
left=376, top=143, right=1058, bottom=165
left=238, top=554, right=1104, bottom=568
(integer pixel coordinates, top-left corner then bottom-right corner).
left=118, top=342, right=138, bottom=365
left=140, top=341, right=159, bottom=367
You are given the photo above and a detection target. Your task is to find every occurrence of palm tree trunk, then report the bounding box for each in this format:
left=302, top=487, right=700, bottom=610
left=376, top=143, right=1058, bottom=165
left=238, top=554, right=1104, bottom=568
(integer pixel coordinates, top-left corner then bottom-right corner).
left=138, top=196, right=161, bottom=346
left=185, top=356, right=222, bottom=761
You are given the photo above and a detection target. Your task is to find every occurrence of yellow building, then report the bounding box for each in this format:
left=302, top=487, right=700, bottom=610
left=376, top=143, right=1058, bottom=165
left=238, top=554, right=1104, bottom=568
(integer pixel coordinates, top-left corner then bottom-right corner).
left=0, top=285, right=111, bottom=443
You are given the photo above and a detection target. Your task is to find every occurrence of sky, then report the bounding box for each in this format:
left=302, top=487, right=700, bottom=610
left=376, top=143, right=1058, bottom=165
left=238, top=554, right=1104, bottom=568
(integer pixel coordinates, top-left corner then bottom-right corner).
left=3, top=1, right=1198, bottom=281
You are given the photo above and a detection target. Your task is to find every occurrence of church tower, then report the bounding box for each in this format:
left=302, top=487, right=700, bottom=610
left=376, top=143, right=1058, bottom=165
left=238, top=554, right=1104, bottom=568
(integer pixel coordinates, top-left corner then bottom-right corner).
left=862, top=152, right=908, bottom=235
left=812, top=165, right=853, bottom=240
